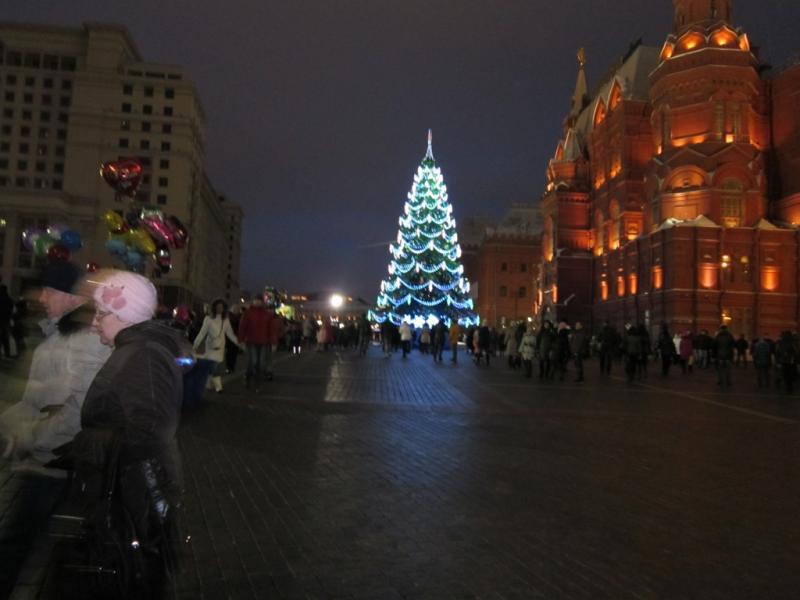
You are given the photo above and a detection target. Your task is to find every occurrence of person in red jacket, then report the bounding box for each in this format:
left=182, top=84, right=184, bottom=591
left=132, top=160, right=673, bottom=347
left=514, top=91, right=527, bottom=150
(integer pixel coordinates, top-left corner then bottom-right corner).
left=238, top=295, right=279, bottom=388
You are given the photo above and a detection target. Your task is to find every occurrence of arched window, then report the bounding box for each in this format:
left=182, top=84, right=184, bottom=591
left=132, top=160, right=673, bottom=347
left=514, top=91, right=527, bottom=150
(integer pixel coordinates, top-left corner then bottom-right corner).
left=594, top=99, right=607, bottom=126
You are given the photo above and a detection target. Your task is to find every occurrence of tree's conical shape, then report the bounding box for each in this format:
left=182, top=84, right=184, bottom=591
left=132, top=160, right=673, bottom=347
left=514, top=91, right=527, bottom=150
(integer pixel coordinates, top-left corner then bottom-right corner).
left=370, top=132, right=478, bottom=328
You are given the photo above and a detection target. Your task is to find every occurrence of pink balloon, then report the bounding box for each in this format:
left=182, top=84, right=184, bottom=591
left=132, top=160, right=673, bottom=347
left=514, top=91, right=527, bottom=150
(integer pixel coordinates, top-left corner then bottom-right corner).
left=140, top=216, right=175, bottom=247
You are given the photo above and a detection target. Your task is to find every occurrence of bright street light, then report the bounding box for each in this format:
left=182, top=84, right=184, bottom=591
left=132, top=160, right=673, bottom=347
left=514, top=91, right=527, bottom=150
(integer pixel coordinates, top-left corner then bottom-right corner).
left=330, top=294, right=344, bottom=309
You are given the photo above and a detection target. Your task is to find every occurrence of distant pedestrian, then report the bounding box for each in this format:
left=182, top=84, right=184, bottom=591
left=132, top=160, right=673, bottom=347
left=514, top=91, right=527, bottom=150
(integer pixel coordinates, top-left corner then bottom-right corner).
left=775, top=331, right=798, bottom=393
left=449, top=321, right=461, bottom=363
left=193, top=299, right=240, bottom=393
left=419, top=325, right=431, bottom=354
left=597, top=321, right=618, bottom=375
left=751, top=335, right=772, bottom=389
left=657, top=323, right=675, bottom=377
left=399, top=321, right=412, bottom=358
left=432, top=321, right=446, bottom=363
left=238, top=295, right=279, bottom=388
left=475, top=325, right=491, bottom=366
left=537, top=321, right=555, bottom=379
left=714, top=325, right=735, bottom=387
left=679, top=331, right=694, bottom=374
left=519, top=326, right=536, bottom=378
left=735, top=334, right=749, bottom=368
left=505, top=328, right=519, bottom=370
left=570, top=322, right=588, bottom=382
left=623, top=324, right=641, bottom=383
left=553, top=321, right=571, bottom=381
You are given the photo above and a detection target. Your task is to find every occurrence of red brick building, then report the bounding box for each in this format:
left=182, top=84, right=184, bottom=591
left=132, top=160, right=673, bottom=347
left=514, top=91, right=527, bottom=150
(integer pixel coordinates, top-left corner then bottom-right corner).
left=476, top=230, right=541, bottom=327
left=539, top=0, right=800, bottom=338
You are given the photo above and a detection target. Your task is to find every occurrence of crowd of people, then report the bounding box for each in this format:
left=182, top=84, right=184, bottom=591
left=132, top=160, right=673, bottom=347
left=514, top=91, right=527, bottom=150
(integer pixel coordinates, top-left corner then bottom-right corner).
left=1, top=260, right=798, bottom=596
left=374, top=317, right=800, bottom=393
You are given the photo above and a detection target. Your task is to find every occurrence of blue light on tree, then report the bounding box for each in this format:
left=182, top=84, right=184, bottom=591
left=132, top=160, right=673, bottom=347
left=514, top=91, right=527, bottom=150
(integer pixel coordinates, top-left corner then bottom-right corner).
left=370, top=131, right=478, bottom=328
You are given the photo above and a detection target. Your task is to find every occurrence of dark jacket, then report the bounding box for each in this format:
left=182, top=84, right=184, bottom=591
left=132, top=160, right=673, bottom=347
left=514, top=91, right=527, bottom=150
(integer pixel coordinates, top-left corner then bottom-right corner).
left=752, top=338, right=772, bottom=367
left=73, top=321, right=189, bottom=490
left=714, top=329, right=736, bottom=361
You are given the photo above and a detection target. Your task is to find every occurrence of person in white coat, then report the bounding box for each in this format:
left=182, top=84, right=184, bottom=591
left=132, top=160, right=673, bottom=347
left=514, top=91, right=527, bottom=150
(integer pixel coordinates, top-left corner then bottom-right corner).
left=193, top=299, right=240, bottom=393
left=0, top=262, right=110, bottom=473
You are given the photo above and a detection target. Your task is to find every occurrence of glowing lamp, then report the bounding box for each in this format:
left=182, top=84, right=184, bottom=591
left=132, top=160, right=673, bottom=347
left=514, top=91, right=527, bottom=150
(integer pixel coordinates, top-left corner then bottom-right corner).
left=329, top=294, right=344, bottom=309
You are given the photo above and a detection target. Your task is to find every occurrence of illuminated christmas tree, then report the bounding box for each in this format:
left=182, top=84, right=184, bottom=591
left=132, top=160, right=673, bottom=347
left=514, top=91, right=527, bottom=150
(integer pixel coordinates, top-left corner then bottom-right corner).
left=371, top=131, right=477, bottom=328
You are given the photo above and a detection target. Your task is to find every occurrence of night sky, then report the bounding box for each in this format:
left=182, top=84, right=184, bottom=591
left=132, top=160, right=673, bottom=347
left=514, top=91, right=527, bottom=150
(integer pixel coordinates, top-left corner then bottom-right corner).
left=4, top=1, right=799, bottom=299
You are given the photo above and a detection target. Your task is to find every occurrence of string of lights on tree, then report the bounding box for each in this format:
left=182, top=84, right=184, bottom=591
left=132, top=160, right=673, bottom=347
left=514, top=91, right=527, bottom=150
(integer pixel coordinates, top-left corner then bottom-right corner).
left=370, top=131, right=478, bottom=328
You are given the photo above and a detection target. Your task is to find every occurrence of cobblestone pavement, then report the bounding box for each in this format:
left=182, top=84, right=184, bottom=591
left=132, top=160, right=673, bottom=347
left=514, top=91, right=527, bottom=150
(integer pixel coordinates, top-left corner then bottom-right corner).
left=169, top=348, right=799, bottom=599
left=3, top=347, right=800, bottom=599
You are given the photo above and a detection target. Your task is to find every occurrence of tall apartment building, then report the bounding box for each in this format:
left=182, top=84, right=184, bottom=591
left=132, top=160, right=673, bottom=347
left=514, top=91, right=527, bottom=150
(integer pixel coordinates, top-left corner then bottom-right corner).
left=0, top=22, right=242, bottom=307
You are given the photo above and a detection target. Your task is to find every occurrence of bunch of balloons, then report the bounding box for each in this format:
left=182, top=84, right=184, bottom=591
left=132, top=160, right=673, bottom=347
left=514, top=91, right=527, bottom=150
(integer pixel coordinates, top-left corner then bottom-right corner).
left=21, top=224, right=83, bottom=263
left=98, top=157, right=190, bottom=275
left=102, top=208, right=188, bottom=274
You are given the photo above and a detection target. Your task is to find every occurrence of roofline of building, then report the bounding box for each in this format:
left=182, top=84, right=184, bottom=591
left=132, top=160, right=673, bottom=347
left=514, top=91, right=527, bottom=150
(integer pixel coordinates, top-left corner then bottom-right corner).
left=0, top=21, right=143, bottom=61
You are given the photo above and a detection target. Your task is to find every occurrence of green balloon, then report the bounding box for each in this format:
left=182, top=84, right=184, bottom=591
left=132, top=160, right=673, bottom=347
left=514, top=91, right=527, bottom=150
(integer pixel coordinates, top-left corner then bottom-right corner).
left=34, top=234, right=55, bottom=257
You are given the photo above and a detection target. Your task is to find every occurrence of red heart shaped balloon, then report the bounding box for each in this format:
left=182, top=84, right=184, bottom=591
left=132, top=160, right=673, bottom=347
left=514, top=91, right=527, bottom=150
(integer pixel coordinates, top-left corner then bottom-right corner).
left=99, top=159, right=143, bottom=197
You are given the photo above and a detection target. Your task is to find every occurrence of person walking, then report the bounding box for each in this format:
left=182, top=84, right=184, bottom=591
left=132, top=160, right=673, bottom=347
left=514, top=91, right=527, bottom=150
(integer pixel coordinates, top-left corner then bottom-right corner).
left=399, top=321, right=412, bottom=358
left=657, top=323, right=675, bottom=377
left=570, top=322, right=588, bottom=382
left=537, top=321, right=555, bottom=379
left=735, top=334, right=749, bottom=368
left=775, top=331, right=798, bottom=393
left=623, top=324, right=641, bottom=383
left=193, top=299, right=240, bottom=393
left=714, top=324, right=736, bottom=387
left=694, top=329, right=711, bottom=369
left=597, top=321, right=618, bottom=375
left=449, top=321, right=461, bottom=363
left=0, top=263, right=111, bottom=471
left=553, top=321, right=571, bottom=381
left=519, top=325, right=537, bottom=378
left=380, top=319, right=393, bottom=357
left=679, top=331, right=694, bottom=374
left=751, top=334, right=772, bottom=389
left=505, top=328, right=519, bottom=370
left=432, top=321, right=446, bottom=363
left=238, top=295, right=279, bottom=389
left=419, top=325, right=431, bottom=355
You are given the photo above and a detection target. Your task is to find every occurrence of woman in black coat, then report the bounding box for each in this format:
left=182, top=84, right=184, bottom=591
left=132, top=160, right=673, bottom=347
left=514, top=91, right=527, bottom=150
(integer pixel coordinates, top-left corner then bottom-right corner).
left=66, top=270, right=191, bottom=597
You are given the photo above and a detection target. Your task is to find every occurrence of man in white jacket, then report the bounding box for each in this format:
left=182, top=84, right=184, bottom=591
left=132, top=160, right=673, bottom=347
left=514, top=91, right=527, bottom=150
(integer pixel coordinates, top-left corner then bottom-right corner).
left=0, top=262, right=110, bottom=474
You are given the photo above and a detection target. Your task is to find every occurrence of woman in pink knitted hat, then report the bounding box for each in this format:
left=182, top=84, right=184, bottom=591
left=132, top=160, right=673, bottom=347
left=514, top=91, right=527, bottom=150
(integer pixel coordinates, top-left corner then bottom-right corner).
left=66, top=269, right=191, bottom=595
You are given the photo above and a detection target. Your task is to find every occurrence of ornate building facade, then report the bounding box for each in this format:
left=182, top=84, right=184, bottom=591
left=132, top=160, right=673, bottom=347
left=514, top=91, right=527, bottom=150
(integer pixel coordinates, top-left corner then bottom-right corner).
left=539, top=0, right=800, bottom=338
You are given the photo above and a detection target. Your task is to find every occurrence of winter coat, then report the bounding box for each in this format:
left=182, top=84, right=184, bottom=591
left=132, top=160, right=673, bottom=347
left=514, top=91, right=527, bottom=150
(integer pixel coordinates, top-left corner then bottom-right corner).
left=505, top=334, right=519, bottom=356
left=0, top=308, right=110, bottom=464
left=519, top=332, right=536, bottom=361
left=751, top=339, right=772, bottom=367
left=70, top=321, right=190, bottom=554
left=657, top=331, right=675, bottom=356
left=238, top=306, right=280, bottom=346
left=624, top=329, right=641, bottom=356
left=399, top=323, right=412, bottom=342
left=569, top=329, right=588, bottom=357
left=775, top=336, right=798, bottom=366
left=537, top=328, right=554, bottom=357
left=679, top=335, right=694, bottom=360
left=420, top=328, right=431, bottom=344
left=448, top=323, right=460, bottom=345
left=72, top=321, right=189, bottom=486
left=193, top=315, right=238, bottom=363
left=477, top=326, right=490, bottom=350
left=714, top=329, right=736, bottom=361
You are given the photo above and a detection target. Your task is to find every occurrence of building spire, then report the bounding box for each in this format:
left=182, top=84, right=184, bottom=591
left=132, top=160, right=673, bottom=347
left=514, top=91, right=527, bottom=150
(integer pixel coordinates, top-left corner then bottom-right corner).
left=425, top=129, right=434, bottom=160
left=566, top=48, right=588, bottom=125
